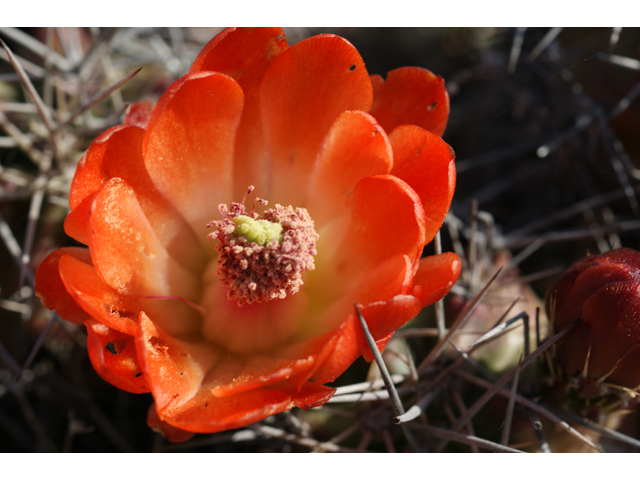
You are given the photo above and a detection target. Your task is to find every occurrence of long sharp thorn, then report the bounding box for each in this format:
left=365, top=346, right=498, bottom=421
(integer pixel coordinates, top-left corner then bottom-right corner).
left=526, top=27, right=563, bottom=63
left=55, top=67, right=142, bottom=132
left=354, top=305, right=405, bottom=415
left=468, top=310, right=527, bottom=349
left=551, top=407, right=640, bottom=450
left=0, top=211, right=35, bottom=286
left=501, top=355, right=523, bottom=446
left=418, top=267, right=503, bottom=373
left=609, top=27, right=622, bottom=48
left=0, top=109, right=45, bottom=165
left=0, top=38, right=57, bottom=135
left=507, top=27, right=526, bottom=74
left=0, top=27, right=72, bottom=71
left=440, top=324, right=579, bottom=452
left=17, top=313, right=57, bottom=381
left=19, top=180, right=45, bottom=287
left=354, top=304, right=421, bottom=452
left=454, top=370, right=603, bottom=452
left=410, top=423, right=524, bottom=453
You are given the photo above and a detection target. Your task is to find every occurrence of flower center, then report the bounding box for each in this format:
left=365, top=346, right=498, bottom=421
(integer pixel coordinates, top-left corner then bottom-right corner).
left=207, top=186, right=318, bottom=306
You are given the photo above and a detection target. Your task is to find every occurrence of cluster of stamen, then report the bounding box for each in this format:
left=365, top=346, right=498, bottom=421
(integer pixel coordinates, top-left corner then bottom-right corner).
left=207, top=186, right=318, bottom=306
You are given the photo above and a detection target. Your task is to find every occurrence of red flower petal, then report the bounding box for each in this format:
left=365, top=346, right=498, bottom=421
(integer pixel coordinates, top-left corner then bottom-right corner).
left=189, top=326, right=341, bottom=403
left=389, top=125, right=456, bottom=244
left=308, top=253, right=414, bottom=335
left=306, top=110, right=393, bottom=226
left=370, top=66, right=449, bottom=137
left=68, top=125, right=205, bottom=271
left=354, top=254, right=415, bottom=305
left=545, top=262, right=586, bottom=323
left=313, top=294, right=422, bottom=384
left=85, top=319, right=148, bottom=394
left=123, top=100, right=154, bottom=130
left=203, top=314, right=340, bottom=398
left=190, top=27, right=289, bottom=197
left=283, top=381, right=337, bottom=409
left=161, top=378, right=336, bottom=433
left=604, top=344, right=640, bottom=389
left=410, top=252, right=461, bottom=308
left=361, top=332, right=395, bottom=363
left=88, top=178, right=201, bottom=301
left=135, top=313, right=220, bottom=416
left=325, top=175, right=426, bottom=294
left=147, top=403, right=195, bottom=443
left=583, top=280, right=640, bottom=379
left=69, top=125, right=142, bottom=210
left=554, top=263, right=636, bottom=331
left=313, top=319, right=367, bottom=384
left=208, top=354, right=314, bottom=398
left=139, top=310, right=311, bottom=434
left=63, top=193, right=94, bottom=245
left=159, top=386, right=292, bottom=434
left=260, top=34, right=373, bottom=205
left=359, top=294, right=423, bottom=343
left=280, top=329, right=341, bottom=390
left=59, top=253, right=138, bottom=336
left=190, top=27, right=288, bottom=75
left=34, top=247, right=91, bottom=324
left=598, top=247, right=640, bottom=270
left=555, top=321, right=591, bottom=377
left=59, top=253, right=201, bottom=338
left=143, top=72, right=244, bottom=246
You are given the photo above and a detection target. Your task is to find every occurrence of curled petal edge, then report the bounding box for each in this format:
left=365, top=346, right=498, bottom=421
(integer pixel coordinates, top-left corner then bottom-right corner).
left=85, top=319, right=148, bottom=394
left=34, top=247, right=92, bottom=324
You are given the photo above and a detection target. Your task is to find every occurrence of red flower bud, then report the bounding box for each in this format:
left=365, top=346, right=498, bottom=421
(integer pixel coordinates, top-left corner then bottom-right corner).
left=545, top=248, right=640, bottom=393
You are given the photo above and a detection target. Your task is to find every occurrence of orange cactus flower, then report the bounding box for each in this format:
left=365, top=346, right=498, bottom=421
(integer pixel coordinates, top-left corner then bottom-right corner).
left=546, top=248, right=640, bottom=397
left=34, top=28, right=460, bottom=440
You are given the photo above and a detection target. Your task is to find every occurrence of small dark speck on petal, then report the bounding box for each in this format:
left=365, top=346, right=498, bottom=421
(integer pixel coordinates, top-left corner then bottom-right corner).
left=106, top=342, right=117, bottom=355
left=180, top=371, right=184, bottom=376
left=349, top=64, right=356, bottom=71
left=134, top=372, right=142, bottom=378
left=427, top=101, right=437, bottom=111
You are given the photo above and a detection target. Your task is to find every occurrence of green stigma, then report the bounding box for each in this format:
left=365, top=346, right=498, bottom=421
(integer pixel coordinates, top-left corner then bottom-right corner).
left=232, top=215, right=283, bottom=246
